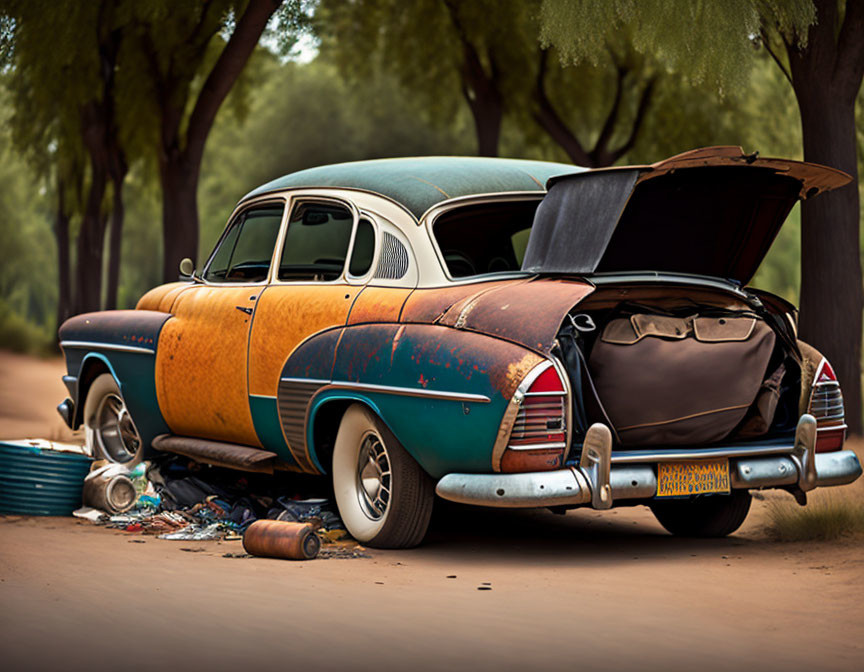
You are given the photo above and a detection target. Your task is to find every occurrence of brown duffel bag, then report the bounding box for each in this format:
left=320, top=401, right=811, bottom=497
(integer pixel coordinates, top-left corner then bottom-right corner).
left=588, top=312, right=775, bottom=446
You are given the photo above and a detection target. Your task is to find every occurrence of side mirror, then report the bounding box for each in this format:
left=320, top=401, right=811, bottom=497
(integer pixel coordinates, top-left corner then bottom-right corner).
left=179, top=257, right=196, bottom=279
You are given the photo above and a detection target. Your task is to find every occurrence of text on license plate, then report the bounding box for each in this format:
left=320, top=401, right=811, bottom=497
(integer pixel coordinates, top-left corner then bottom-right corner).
left=656, top=459, right=730, bottom=497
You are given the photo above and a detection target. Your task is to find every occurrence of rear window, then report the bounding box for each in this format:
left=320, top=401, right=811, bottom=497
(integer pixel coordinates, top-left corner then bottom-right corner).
left=433, top=200, right=540, bottom=278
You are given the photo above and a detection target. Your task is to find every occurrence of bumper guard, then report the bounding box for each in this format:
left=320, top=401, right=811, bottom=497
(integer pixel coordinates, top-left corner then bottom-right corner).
left=436, top=415, right=862, bottom=509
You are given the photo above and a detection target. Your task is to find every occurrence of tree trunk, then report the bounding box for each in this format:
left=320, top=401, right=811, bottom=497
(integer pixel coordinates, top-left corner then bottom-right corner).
left=468, top=92, right=503, bottom=157
left=784, top=0, right=864, bottom=434
left=794, top=93, right=863, bottom=434
left=160, top=159, right=200, bottom=283
left=54, top=179, right=72, bottom=329
left=73, top=167, right=108, bottom=315
left=104, top=173, right=125, bottom=310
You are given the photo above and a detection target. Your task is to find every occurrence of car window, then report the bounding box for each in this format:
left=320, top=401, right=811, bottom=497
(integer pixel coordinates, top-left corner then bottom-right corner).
left=278, top=202, right=355, bottom=281
left=433, top=199, right=540, bottom=278
left=349, top=218, right=375, bottom=277
left=204, top=205, right=284, bottom=283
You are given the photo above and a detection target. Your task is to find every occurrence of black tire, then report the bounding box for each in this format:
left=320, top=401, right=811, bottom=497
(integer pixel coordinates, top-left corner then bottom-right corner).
left=650, top=490, right=752, bottom=537
left=332, top=404, right=434, bottom=548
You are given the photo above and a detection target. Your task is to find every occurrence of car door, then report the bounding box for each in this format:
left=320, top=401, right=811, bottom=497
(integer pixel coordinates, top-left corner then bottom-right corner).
left=247, top=198, right=377, bottom=465
left=155, top=201, right=285, bottom=447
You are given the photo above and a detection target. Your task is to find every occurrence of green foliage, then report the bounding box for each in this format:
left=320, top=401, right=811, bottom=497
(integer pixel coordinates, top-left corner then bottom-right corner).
left=197, top=54, right=473, bottom=258
left=539, top=0, right=816, bottom=94
left=0, top=298, right=53, bottom=355
left=0, top=0, right=859, bottom=335
left=0, top=87, right=56, bottom=331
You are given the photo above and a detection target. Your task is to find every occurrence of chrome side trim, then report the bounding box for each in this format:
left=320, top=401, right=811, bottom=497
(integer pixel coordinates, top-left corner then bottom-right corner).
left=60, top=340, right=155, bottom=355
left=283, top=378, right=491, bottom=403
left=280, top=377, right=332, bottom=386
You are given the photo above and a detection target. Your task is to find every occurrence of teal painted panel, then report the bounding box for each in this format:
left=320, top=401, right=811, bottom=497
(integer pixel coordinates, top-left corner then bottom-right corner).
left=308, top=390, right=500, bottom=478
left=64, top=350, right=169, bottom=450
left=320, top=323, right=536, bottom=478
left=243, top=157, right=585, bottom=218
left=249, top=395, right=298, bottom=466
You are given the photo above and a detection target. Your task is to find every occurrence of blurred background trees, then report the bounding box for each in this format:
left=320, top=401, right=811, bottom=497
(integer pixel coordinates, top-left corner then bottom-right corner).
left=0, top=0, right=861, bottom=429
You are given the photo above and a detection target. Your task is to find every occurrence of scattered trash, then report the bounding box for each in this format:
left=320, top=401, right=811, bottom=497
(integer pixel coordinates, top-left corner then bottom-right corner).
left=446, top=575, right=457, bottom=579
left=69, top=452, right=363, bottom=557
left=179, top=547, right=206, bottom=553
left=222, top=552, right=251, bottom=559
left=158, top=523, right=223, bottom=541
left=242, top=520, right=321, bottom=560
left=82, top=464, right=138, bottom=514
left=73, top=506, right=108, bottom=523
left=477, top=586, right=492, bottom=591
left=318, top=546, right=371, bottom=559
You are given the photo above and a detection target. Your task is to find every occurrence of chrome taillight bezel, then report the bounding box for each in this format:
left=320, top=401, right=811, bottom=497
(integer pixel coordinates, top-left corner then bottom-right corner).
left=507, top=359, right=571, bottom=452
left=808, top=358, right=847, bottom=452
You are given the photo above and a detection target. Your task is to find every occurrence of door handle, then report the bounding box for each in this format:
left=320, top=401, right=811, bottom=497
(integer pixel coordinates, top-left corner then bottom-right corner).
left=235, top=305, right=253, bottom=316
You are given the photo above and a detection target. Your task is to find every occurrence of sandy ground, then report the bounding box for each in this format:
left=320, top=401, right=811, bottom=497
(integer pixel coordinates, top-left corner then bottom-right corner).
left=1, top=350, right=862, bottom=672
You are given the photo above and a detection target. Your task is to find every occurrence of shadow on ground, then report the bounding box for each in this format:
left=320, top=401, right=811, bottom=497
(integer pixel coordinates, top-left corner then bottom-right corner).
left=418, top=499, right=758, bottom=566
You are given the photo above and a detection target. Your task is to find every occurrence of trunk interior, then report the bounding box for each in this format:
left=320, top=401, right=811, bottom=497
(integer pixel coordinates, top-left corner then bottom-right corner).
left=552, top=281, right=802, bottom=454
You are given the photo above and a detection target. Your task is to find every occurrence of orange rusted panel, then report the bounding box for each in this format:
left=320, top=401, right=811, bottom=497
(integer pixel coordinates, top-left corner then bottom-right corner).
left=155, top=286, right=261, bottom=446
left=136, top=282, right=192, bottom=313
left=248, top=284, right=362, bottom=397
left=436, top=278, right=594, bottom=353
left=347, top=286, right=412, bottom=325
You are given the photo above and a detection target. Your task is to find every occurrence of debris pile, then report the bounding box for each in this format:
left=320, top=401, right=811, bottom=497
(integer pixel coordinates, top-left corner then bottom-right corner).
left=74, top=454, right=366, bottom=559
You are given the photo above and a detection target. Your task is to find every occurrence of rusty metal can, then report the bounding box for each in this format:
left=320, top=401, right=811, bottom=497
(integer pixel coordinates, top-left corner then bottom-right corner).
left=242, top=520, right=321, bottom=560
left=82, top=465, right=137, bottom=514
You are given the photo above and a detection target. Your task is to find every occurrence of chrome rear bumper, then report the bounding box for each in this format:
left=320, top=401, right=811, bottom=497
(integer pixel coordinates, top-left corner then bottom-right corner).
left=436, top=415, right=862, bottom=509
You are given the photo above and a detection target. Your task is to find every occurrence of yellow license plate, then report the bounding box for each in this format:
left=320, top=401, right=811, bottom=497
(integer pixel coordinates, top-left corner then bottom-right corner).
left=656, top=460, right=730, bottom=497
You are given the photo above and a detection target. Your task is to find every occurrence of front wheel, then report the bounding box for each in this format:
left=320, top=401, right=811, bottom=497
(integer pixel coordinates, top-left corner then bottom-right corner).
left=83, top=373, right=144, bottom=466
left=649, top=490, right=752, bottom=537
left=332, top=404, right=434, bottom=548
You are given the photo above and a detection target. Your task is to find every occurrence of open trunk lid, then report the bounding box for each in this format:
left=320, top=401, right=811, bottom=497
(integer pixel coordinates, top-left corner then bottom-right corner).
left=523, top=146, right=852, bottom=285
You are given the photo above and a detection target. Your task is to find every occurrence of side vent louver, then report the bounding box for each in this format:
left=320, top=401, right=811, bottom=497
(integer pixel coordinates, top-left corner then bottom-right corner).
left=374, top=232, right=409, bottom=280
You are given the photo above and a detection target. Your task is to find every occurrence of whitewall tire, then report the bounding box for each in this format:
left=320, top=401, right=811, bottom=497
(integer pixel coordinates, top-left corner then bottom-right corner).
left=332, top=404, right=433, bottom=548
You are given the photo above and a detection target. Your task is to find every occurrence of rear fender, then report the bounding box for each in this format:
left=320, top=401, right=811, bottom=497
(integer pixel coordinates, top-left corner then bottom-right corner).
left=294, top=323, right=544, bottom=478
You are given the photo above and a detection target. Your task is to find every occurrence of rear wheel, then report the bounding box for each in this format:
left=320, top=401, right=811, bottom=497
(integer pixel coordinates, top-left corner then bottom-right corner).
left=332, top=404, right=434, bottom=548
left=83, top=373, right=144, bottom=466
left=650, top=490, right=752, bottom=537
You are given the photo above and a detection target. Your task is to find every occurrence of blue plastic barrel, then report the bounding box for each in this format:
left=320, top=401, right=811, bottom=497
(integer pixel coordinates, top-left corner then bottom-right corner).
left=0, top=440, right=92, bottom=516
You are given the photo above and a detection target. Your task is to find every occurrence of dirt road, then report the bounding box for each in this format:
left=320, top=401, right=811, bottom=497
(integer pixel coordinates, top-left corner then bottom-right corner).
left=1, top=351, right=862, bottom=671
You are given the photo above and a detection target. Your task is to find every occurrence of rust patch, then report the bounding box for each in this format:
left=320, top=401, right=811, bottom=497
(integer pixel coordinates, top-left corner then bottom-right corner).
left=437, top=278, right=594, bottom=353
left=401, top=280, right=522, bottom=324
left=500, top=447, right=564, bottom=473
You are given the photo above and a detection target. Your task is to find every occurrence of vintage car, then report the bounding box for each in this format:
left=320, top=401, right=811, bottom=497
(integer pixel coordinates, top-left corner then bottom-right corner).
left=57, top=146, right=862, bottom=548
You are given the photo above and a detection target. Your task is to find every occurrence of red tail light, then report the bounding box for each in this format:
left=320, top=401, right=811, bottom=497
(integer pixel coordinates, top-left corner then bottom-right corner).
left=808, top=358, right=846, bottom=452
left=501, top=361, right=569, bottom=472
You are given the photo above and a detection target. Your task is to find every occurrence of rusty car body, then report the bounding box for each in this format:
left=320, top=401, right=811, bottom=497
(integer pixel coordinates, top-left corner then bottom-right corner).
left=57, top=147, right=862, bottom=547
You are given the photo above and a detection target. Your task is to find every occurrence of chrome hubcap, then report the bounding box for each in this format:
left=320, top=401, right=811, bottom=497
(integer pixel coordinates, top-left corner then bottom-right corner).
left=356, top=432, right=391, bottom=521
left=94, top=393, right=140, bottom=463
